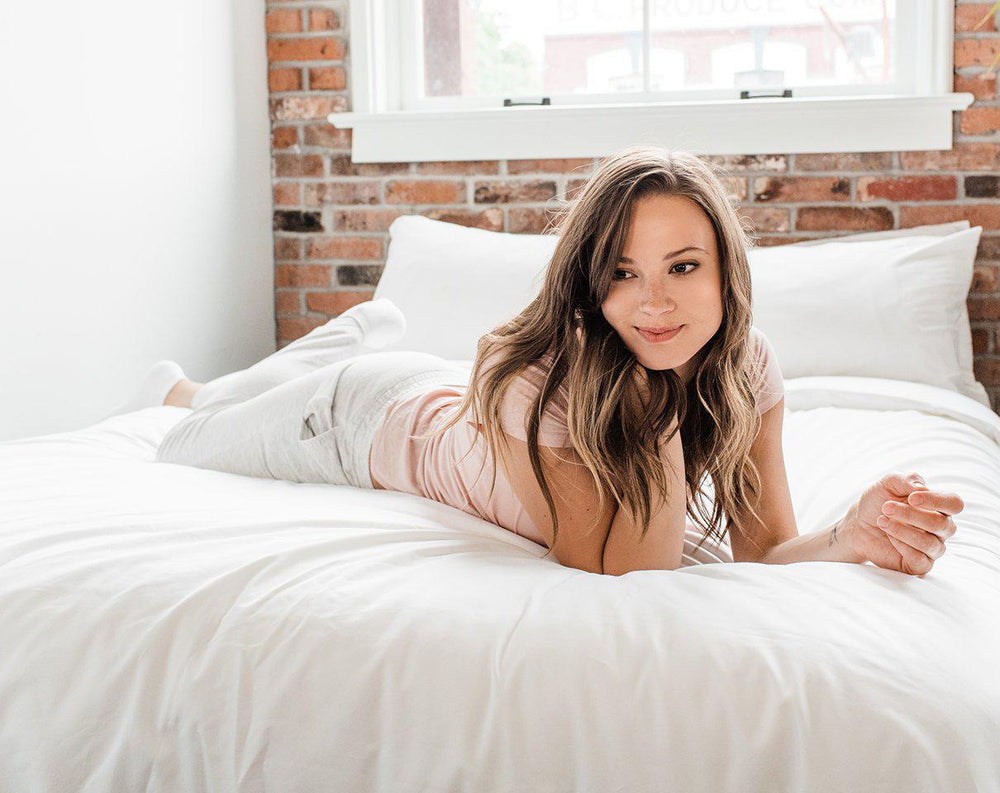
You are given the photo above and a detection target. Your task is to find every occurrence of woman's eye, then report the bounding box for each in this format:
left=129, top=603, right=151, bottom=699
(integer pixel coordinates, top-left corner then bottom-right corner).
left=614, top=263, right=698, bottom=280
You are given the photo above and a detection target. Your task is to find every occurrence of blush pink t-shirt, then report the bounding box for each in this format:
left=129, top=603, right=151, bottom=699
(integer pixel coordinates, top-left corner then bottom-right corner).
left=368, top=327, right=784, bottom=548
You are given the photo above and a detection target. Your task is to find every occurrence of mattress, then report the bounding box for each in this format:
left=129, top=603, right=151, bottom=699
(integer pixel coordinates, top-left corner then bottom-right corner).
left=1, top=375, right=999, bottom=793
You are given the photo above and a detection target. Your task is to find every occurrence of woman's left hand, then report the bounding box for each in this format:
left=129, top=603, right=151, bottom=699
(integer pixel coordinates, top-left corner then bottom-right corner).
left=842, top=471, right=964, bottom=576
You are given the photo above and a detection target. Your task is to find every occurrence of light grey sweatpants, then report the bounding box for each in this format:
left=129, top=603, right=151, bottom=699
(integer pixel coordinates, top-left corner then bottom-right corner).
left=155, top=313, right=469, bottom=489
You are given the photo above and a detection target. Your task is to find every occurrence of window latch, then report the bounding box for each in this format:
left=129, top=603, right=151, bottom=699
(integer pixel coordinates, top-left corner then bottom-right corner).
left=503, top=97, right=551, bottom=107
left=740, top=89, right=793, bottom=99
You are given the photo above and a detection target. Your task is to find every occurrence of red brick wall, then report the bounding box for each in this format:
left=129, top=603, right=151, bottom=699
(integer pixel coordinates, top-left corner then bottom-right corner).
left=265, top=1, right=1000, bottom=411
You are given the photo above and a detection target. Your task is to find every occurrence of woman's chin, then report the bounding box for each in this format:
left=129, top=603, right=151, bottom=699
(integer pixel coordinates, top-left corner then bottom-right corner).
left=639, top=362, right=680, bottom=376
left=635, top=352, right=681, bottom=371
left=636, top=355, right=696, bottom=385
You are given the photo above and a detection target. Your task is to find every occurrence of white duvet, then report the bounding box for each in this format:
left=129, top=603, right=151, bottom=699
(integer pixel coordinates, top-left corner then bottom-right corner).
left=2, top=376, right=999, bottom=793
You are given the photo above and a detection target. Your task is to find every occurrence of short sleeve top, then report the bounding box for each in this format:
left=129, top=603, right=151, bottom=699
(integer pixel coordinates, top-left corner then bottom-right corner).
left=475, top=325, right=784, bottom=448
left=748, top=326, right=785, bottom=415
left=472, top=348, right=572, bottom=447
left=368, top=326, right=784, bottom=547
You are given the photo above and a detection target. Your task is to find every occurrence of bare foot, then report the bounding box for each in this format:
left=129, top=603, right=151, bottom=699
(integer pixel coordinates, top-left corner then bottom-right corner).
left=164, top=379, right=205, bottom=408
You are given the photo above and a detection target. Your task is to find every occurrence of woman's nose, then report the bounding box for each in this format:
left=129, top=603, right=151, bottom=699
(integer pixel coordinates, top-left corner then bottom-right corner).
left=639, top=280, right=676, bottom=312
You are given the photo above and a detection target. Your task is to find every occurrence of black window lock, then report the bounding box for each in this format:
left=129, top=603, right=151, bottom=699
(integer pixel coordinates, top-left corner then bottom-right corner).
left=503, top=97, right=551, bottom=107
left=740, top=89, right=793, bottom=99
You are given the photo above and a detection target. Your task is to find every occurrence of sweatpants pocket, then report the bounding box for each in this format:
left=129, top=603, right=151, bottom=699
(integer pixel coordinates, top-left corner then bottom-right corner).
left=296, top=425, right=352, bottom=486
left=299, top=366, right=345, bottom=439
left=295, top=363, right=355, bottom=486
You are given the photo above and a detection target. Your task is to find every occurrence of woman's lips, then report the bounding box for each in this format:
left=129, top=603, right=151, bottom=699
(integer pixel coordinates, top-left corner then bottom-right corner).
left=636, top=325, right=683, bottom=343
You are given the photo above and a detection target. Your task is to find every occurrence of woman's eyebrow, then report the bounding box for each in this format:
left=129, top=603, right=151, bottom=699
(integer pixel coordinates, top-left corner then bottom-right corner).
left=619, top=246, right=708, bottom=263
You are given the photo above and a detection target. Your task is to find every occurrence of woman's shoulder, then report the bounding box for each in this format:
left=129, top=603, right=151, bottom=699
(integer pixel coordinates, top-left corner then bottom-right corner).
left=479, top=344, right=566, bottom=387
left=748, top=326, right=784, bottom=414
left=748, top=325, right=774, bottom=357
left=473, top=344, right=572, bottom=447
left=496, top=346, right=571, bottom=412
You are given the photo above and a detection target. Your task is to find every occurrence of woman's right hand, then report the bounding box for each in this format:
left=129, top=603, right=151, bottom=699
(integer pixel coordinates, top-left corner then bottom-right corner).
left=843, top=472, right=962, bottom=576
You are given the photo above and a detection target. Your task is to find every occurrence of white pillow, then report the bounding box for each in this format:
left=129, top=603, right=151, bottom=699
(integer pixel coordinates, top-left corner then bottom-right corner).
left=789, top=220, right=971, bottom=246
left=373, top=215, right=558, bottom=360
left=748, top=221, right=988, bottom=407
left=374, top=215, right=989, bottom=406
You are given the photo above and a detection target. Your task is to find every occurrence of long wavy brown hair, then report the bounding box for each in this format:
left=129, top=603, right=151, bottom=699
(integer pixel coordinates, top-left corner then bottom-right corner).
left=417, top=145, right=769, bottom=560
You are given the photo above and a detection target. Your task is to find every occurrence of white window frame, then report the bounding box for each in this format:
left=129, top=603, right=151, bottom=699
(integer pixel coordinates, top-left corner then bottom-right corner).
left=332, top=0, right=974, bottom=163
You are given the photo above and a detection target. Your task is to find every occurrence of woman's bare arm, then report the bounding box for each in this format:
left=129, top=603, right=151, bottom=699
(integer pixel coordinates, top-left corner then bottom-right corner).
left=602, top=417, right=687, bottom=575
left=500, top=433, right=617, bottom=574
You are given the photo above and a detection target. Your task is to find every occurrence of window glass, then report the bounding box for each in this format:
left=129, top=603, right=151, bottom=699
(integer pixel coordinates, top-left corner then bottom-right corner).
left=650, top=1, right=896, bottom=92
left=420, top=0, right=897, bottom=100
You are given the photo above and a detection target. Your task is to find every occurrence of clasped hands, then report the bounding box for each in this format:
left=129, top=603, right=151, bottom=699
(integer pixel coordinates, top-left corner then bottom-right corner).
left=842, top=472, right=964, bottom=576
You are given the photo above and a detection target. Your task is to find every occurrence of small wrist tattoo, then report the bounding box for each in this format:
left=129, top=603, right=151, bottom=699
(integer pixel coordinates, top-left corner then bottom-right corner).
left=829, top=525, right=839, bottom=547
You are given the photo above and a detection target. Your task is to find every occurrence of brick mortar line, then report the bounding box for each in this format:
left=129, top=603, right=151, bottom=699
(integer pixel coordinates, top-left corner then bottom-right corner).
left=271, top=213, right=1000, bottom=228
left=271, top=151, right=1000, bottom=175
left=270, top=173, right=566, bottom=179
left=275, top=232, right=1000, bottom=247
left=268, top=60, right=346, bottom=68
left=275, top=248, right=1000, bottom=260
left=271, top=81, right=346, bottom=91
left=266, top=32, right=346, bottom=39
left=280, top=172, right=998, bottom=181
left=272, top=275, right=999, bottom=289
left=266, top=34, right=345, bottom=41
left=268, top=88, right=348, bottom=93
left=266, top=3, right=345, bottom=9
left=273, top=170, right=1000, bottom=181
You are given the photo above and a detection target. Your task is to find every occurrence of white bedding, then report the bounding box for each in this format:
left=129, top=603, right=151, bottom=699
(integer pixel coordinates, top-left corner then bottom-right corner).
left=2, top=376, right=999, bottom=793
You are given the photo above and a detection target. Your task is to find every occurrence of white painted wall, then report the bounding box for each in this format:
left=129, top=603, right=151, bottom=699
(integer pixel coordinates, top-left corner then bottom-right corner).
left=0, top=0, right=274, bottom=441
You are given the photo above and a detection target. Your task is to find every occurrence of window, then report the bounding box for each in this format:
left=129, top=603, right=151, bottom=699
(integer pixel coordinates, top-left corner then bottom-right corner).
left=414, top=0, right=898, bottom=108
left=333, top=0, right=973, bottom=163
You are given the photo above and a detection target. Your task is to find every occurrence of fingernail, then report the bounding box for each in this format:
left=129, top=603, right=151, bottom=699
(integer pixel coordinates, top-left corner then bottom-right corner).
left=910, top=494, right=923, bottom=506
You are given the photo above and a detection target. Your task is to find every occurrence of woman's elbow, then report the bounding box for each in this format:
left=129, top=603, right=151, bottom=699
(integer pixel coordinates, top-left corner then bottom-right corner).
left=600, top=556, right=681, bottom=576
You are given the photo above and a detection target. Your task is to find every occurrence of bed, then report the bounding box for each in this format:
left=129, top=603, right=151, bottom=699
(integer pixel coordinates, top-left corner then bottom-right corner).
left=2, top=373, right=999, bottom=792
left=2, top=217, right=998, bottom=792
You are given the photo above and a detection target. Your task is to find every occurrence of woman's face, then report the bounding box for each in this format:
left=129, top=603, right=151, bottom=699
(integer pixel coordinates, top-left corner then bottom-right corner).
left=600, top=193, right=724, bottom=382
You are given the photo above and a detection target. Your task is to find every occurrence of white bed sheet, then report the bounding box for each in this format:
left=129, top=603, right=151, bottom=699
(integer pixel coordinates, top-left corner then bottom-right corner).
left=1, top=376, right=999, bottom=793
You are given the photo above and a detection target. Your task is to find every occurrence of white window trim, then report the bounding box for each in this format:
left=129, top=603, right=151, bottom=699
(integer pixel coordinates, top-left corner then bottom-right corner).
left=332, top=0, right=974, bottom=164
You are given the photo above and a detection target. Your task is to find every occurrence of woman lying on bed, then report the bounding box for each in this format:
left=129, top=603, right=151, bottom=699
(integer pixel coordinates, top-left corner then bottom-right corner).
left=129, top=145, right=963, bottom=577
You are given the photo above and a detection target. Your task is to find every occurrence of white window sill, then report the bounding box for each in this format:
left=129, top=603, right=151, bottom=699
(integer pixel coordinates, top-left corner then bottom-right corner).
left=328, top=93, right=975, bottom=164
